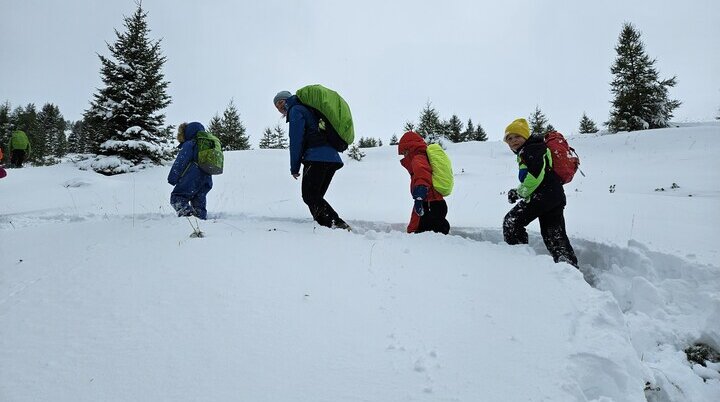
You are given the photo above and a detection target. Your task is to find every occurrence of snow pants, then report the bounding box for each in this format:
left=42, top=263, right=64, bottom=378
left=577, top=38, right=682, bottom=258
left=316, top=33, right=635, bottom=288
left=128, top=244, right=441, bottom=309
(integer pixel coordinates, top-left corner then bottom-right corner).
left=301, top=161, right=346, bottom=228
left=503, top=200, right=578, bottom=267
left=408, top=200, right=450, bottom=235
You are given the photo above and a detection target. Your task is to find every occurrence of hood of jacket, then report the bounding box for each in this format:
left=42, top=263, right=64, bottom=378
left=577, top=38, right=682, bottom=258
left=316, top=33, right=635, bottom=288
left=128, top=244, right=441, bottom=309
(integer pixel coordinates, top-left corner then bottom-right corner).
left=184, top=122, right=205, bottom=142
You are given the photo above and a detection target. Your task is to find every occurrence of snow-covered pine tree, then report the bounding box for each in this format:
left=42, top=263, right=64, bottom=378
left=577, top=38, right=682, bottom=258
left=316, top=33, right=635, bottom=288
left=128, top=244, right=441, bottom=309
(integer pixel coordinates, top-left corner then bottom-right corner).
left=417, top=101, right=443, bottom=143
left=463, top=118, right=475, bottom=142
left=446, top=114, right=464, bottom=143
left=473, top=123, right=488, bottom=141
left=37, top=103, right=67, bottom=162
left=389, top=134, right=399, bottom=145
left=207, top=114, right=222, bottom=136
left=607, top=23, right=681, bottom=133
left=259, top=127, right=273, bottom=149
left=579, top=112, right=599, bottom=134
left=67, top=120, right=87, bottom=153
left=347, top=144, right=365, bottom=161
left=528, top=106, right=549, bottom=136
left=358, top=137, right=378, bottom=148
left=272, top=124, right=288, bottom=149
left=546, top=124, right=556, bottom=133
left=0, top=101, right=11, bottom=149
left=403, top=121, right=415, bottom=133
left=217, top=99, right=250, bottom=151
left=82, top=3, right=172, bottom=174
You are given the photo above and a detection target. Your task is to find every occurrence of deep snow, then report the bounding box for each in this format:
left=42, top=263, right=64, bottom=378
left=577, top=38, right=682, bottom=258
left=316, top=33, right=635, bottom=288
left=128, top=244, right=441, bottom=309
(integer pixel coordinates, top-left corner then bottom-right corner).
left=1, top=124, right=719, bottom=401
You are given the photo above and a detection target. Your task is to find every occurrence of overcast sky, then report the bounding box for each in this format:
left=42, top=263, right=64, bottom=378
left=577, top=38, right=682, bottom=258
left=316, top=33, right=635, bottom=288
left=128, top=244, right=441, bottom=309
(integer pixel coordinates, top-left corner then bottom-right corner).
left=2, top=0, right=719, bottom=143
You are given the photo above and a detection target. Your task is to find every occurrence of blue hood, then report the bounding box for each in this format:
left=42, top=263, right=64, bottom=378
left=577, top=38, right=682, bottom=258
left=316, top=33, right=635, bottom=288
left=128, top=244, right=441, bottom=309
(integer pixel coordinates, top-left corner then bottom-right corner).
left=184, top=122, right=205, bottom=141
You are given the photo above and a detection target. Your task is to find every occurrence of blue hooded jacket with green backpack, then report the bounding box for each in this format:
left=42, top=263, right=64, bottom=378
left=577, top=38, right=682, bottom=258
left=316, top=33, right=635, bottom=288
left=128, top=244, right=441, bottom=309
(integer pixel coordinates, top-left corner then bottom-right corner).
left=285, top=95, right=343, bottom=175
left=168, top=122, right=213, bottom=218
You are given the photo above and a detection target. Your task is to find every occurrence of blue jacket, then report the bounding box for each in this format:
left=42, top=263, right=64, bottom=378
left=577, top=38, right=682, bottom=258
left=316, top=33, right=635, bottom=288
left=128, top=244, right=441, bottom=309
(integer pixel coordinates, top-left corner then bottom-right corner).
left=167, top=122, right=213, bottom=190
left=285, top=95, right=343, bottom=174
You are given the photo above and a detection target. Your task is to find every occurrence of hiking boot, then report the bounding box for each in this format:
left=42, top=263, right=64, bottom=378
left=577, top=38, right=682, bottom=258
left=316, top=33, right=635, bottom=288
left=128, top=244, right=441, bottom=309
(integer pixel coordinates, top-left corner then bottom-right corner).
left=332, top=219, right=351, bottom=231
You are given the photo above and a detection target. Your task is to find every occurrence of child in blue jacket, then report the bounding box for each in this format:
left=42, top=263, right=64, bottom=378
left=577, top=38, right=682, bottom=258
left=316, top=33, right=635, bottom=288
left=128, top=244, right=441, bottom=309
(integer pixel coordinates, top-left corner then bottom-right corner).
left=167, top=122, right=213, bottom=219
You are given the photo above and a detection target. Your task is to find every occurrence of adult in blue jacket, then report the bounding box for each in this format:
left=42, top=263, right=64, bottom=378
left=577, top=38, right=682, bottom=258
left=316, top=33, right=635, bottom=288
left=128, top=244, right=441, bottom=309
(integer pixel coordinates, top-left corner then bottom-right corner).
left=167, top=122, right=213, bottom=219
left=273, top=90, right=349, bottom=230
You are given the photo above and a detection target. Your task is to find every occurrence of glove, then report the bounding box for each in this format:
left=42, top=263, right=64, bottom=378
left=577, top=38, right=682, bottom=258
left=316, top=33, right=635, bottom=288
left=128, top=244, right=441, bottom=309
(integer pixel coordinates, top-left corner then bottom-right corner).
left=412, top=185, right=428, bottom=216
left=507, top=189, right=519, bottom=204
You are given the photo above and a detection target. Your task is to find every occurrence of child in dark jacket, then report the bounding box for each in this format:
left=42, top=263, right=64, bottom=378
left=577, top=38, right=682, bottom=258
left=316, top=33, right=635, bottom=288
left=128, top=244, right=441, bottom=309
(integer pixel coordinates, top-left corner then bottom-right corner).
left=502, top=118, right=578, bottom=267
left=167, top=122, right=213, bottom=220
left=398, top=131, right=450, bottom=234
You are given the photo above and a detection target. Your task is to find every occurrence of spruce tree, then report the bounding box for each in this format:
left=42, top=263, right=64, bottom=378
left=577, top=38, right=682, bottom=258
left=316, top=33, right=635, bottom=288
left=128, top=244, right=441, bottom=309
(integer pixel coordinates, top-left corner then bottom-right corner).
left=83, top=3, right=172, bottom=173
left=473, top=123, right=488, bottom=141
left=579, top=113, right=599, bottom=134
left=546, top=124, right=556, bottom=133
left=272, top=124, right=288, bottom=149
left=37, top=103, right=67, bottom=162
left=259, top=127, right=273, bottom=149
left=0, top=101, right=11, bottom=149
left=207, top=114, right=222, bottom=135
left=389, top=134, right=399, bottom=145
left=528, top=106, right=549, bottom=136
left=446, top=114, right=464, bottom=143
left=463, top=118, right=475, bottom=142
left=607, top=23, right=681, bottom=133
left=347, top=144, right=365, bottom=161
left=417, top=101, right=442, bottom=143
left=67, top=120, right=87, bottom=153
left=403, top=121, right=416, bottom=133
left=216, top=99, right=250, bottom=151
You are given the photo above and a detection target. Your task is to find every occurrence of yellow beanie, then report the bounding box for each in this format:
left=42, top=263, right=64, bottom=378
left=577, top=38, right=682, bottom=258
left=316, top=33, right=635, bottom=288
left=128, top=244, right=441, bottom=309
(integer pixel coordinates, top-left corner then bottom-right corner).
left=504, top=118, right=530, bottom=141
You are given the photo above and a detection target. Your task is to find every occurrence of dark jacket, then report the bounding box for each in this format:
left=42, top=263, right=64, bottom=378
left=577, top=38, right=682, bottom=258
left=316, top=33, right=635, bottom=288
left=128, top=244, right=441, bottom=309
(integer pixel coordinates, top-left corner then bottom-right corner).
left=515, top=135, right=565, bottom=207
left=168, top=122, right=213, bottom=191
left=285, top=95, right=342, bottom=175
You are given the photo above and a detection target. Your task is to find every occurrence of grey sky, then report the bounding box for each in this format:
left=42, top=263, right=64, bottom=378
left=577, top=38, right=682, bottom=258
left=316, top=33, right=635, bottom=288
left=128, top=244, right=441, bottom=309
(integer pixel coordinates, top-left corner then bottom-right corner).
left=2, top=0, right=719, bottom=143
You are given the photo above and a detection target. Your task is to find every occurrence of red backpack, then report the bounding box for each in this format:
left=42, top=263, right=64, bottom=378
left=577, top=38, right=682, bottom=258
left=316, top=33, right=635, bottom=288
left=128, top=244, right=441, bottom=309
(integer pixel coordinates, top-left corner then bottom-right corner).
left=544, top=131, right=580, bottom=184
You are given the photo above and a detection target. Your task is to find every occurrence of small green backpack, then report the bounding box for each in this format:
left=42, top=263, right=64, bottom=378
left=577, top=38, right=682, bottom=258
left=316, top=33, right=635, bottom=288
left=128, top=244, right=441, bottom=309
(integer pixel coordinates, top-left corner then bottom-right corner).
left=195, top=131, right=224, bottom=175
left=426, top=143, right=453, bottom=196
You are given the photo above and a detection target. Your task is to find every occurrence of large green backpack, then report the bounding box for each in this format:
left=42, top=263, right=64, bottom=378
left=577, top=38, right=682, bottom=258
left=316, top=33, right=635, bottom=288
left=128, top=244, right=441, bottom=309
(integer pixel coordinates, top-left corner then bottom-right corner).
left=426, top=143, right=454, bottom=196
left=195, top=131, right=224, bottom=175
left=296, top=84, right=354, bottom=151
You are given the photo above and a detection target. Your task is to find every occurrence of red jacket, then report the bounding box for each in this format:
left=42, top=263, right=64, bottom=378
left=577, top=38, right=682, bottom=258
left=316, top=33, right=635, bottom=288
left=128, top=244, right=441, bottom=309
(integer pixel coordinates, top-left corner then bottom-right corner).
left=398, top=131, right=444, bottom=202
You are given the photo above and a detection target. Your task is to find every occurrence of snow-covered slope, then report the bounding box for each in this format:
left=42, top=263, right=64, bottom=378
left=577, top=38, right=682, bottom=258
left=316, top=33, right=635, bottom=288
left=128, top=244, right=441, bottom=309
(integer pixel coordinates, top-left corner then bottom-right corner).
left=1, top=125, right=718, bottom=401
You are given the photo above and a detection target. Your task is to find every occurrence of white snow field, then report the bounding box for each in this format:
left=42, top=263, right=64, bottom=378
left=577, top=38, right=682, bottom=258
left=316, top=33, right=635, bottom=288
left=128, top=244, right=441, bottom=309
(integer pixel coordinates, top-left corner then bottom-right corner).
left=1, top=124, right=719, bottom=401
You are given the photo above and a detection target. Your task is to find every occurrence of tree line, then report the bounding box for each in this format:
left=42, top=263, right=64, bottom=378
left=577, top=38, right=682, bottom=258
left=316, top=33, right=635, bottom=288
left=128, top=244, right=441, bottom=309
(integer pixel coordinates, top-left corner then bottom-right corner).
left=1, top=4, right=703, bottom=173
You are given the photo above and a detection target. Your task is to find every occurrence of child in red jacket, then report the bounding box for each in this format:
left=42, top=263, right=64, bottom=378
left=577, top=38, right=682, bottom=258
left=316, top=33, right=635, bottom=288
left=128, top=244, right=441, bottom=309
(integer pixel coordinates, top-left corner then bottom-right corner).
left=398, top=131, right=450, bottom=234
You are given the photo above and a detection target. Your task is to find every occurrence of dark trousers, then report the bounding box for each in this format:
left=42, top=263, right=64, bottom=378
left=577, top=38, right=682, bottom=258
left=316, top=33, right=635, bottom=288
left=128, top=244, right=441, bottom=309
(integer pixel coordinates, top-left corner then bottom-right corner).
left=503, top=201, right=578, bottom=267
left=302, top=161, right=345, bottom=228
left=10, top=150, right=26, bottom=167
left=410, top=200, right=450, bottom=234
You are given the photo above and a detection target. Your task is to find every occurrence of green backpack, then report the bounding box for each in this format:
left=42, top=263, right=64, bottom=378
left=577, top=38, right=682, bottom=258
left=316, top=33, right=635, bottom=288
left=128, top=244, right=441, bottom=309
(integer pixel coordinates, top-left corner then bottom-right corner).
left=195, top=131, right=224, bottom=175
left=296, top=84, right=354, bottom=151
left=426, top=143, right=454, bottom=196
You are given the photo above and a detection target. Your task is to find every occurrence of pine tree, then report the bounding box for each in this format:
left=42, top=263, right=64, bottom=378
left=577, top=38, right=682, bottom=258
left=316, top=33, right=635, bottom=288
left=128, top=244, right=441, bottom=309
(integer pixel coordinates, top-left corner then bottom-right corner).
left=83, top=3, right=172, bottom=173
left=37, top=103, right=67, bottom=162
left=528, top=106, right=549, bottom=136
left=546, top=124, right=556, bottom=133
left=403, top=121, right=415, bottom=132
left=446, top=114, right=464, bottom=143
left=0, top=101, right=11, bottom=150
left=215, top=99, right=250, bottom=151
left=417, top=101, right=443, bottom=143
left=378, top=138, right=383, bottom=147
left=272, top=124, right=288, bottom=149
left=67, top=120, right=88, bottom=153
left=578, top=112, right=599, bottom=134
left=473, top=123, right=488, bottom=141
left=462, top=118, right=475, bottom=142
left=389, top=134, right=399, bottom=145
left=207, top=114, right=222, bottom=135
left=607, top=23, right=681, bottom=133
left=259, top=127, right=273, bottom=149
left=347, top=144, right=365, bottom=161
left=358, top=137, right=378, bottom=148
